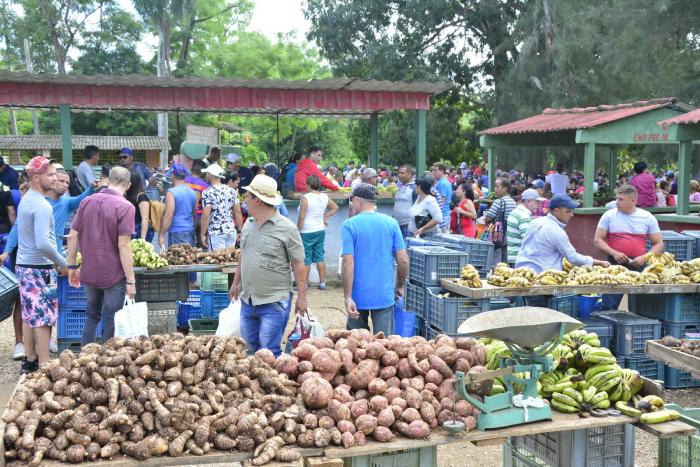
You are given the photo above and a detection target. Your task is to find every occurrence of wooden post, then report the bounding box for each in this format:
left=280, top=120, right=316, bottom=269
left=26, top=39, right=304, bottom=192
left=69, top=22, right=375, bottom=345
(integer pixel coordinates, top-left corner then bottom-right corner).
left=369, top=112, right=379, bottom=168
left=677, top=141, right=692, bottom=215
left=583, top=142, right=595, bottom=208
left=488, top=148, right=495, bottom=192
left=415, top=110, right=426, bottom=175
left=59, top=104, right=73, bottom=169
left=608, top=146, right=617, bottom=192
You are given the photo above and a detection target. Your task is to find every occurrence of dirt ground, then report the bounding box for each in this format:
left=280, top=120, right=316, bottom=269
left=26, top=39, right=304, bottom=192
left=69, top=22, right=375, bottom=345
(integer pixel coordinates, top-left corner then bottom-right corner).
left=0, top=285, right=696, bottom=466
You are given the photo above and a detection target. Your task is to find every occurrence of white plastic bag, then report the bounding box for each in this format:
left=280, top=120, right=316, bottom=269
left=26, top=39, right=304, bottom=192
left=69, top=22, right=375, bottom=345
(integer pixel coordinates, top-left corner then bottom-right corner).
left=300, top=308, right=325, bottom=338
left=114, top=298, right=149, bottom=338
left=216, top=299, right=241, bottom=337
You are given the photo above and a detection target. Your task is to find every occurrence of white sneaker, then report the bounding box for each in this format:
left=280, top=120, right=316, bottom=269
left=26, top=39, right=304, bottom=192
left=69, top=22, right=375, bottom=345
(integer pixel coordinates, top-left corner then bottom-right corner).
left=49, top=338, right=58, bottom=353
left=12, top=343, right=25, bottom=361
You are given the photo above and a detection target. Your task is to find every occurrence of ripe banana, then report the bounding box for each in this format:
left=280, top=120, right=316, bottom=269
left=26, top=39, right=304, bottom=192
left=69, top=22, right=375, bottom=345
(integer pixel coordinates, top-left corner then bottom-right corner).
left=615, top=401, right=642, bottom=418
left=640, top=409, right=680, bottom=424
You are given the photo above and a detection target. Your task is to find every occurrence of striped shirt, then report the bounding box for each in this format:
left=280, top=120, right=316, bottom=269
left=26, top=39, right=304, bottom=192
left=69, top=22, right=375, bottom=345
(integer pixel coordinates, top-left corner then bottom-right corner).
left=597, top=208, right=660, bottom=258
left=506, top=204, right=532, bottom=262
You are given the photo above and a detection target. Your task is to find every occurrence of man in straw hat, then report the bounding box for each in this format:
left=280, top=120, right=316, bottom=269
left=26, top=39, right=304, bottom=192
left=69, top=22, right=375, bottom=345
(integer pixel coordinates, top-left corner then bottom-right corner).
left=230, top=174, right=307, bottom=357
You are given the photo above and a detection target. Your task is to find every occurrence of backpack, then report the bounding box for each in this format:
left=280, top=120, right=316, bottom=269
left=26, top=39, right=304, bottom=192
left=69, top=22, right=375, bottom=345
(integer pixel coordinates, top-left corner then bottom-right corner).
left=140, top=192, right=166, bottom=232
left=66, top=170, right=83, bottom=196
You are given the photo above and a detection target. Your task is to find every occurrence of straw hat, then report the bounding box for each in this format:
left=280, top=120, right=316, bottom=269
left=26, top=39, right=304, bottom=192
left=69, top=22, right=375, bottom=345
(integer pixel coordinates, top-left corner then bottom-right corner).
left=243, top=174, right=282, bottom=206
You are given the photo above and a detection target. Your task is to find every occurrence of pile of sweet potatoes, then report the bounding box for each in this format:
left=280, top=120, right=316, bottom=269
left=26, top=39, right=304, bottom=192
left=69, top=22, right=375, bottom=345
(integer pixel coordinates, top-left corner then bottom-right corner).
left=275, top=329, right=488, bottom=446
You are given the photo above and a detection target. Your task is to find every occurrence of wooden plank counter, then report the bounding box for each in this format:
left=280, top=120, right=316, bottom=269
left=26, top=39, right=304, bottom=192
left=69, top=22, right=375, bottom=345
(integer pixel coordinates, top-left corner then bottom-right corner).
left=134, top=263, right=237, bottom=275
left=440, top=278, right=699, bottom=299
left=646, top=340, right=700, bottom=380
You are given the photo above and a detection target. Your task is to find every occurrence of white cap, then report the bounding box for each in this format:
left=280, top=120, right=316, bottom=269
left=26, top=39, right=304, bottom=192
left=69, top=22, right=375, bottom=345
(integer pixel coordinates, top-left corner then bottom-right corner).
left=521, top=188, right=546, bottom=202
left=226, top=153, right=240, bottom=163
left=202, top=164, right=225, bottom=178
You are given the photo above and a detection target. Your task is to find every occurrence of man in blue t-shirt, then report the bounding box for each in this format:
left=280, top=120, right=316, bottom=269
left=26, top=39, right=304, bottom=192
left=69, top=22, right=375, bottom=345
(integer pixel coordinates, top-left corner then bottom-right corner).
left=341, top=183, right=408, bottom=335
left=431, top=162, right=452, bottom=232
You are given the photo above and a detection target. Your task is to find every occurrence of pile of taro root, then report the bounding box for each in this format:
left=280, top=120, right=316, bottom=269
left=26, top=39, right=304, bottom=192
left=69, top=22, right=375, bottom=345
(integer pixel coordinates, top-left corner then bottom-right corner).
left=2, top=330, right=488, bottom=465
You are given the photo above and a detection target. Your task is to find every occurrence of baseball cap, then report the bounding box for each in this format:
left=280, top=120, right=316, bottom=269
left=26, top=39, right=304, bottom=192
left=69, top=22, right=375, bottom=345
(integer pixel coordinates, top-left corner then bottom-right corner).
left=25, top=156, right=52, bottom=175
left=459, top=162, right=467, bottom=169
left=521, top=188, right=546, bottom=202
left=532, top=179, right=545, bottom=189
left=202, top=164, right=224, bottom=178
left=170, top=163, right=190, bottom=178
left=665, top=170, right=675, bottom=177
left=226, top=153, right=240, bottom=163
left=119, top=147, right=133, bottom=156
left=351, top=182, right=377, bottom=201
left=549, top=193, right=579, bottom=210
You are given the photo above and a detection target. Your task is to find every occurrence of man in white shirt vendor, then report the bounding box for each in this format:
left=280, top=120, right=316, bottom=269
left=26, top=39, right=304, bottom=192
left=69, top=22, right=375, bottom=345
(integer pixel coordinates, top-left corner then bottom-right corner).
left=546, top=163, right=569, bottom=195
left=516, top=193, right=610, bottom=306
left=594, top=184, right=663, bottom=310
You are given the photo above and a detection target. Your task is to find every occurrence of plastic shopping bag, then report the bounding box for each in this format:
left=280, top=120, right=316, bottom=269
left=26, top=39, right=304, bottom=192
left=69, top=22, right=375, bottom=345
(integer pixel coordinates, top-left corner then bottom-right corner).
left=393, top=297, right=416, bottom=337
left=216, top=299, right=241, bottom=337
left=284, top=309, right=325, bottom=353
left=114, top=298, right=149, bottom=338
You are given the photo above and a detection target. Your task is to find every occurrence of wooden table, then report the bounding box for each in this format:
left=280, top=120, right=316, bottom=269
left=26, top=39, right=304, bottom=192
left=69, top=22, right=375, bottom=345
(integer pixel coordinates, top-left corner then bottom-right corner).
left=646, top=340, right=700, bottom=380
left=440, top=278, right=700, bottom=299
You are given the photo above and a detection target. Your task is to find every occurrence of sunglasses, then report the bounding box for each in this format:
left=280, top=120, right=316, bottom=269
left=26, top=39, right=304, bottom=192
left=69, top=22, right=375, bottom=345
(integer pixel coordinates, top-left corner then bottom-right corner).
left=119, top=155, right=129, bottom=159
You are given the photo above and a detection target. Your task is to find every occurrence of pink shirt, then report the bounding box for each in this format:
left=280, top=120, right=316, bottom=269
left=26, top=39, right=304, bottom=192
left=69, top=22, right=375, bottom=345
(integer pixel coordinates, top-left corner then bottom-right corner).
left=71, top=189, right=135, bottom=288
left=630, top=172, right=657, bottom=207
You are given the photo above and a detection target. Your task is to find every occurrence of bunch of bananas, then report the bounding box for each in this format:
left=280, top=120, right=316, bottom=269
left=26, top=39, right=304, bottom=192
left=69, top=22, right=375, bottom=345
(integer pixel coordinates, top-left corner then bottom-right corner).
left=658, top=267, right=692, bottom=284
left=458, top=264, right=482, bottom=288
left=645, top=252, right=677, bottom=267
left=562, top=329, right=600, bottom=350
left=680, top=258, right=700, bottom=282
left=536, top=269, right=569, bottom=285
left=131, top=239, right=169, bottom=269
left=616, top=395, right=680, bottom=423
left=551, top=385, right=611, bottom=414
left=488, top=263, right=536, bottom=287
left=484, top=339, right=511, bottom=370
left=562, top=257, right=574, bottom=272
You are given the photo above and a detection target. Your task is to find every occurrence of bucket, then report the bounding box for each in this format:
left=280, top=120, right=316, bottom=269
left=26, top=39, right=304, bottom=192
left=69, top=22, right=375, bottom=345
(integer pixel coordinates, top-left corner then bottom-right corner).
left=577, top=295, right=602, bottom=320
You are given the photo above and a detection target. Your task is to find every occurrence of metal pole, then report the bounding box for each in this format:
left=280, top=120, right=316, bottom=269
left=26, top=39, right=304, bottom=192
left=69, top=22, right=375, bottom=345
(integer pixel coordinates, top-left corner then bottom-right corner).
left=678, top=141, right=692, bottom=215
left=487, top=148, right=495, bottom=191
left=23, top=39, right=39, bottom=135
left=370, top=113, right=379, bottom=168
left=415, top=110, right=426, bottom=175
left=583, top=143, right=596, bottom=208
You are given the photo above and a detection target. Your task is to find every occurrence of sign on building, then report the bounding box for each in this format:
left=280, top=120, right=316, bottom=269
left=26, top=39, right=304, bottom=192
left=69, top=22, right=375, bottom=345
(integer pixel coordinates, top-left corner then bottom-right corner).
left=186, top=125, right=219, bottom=145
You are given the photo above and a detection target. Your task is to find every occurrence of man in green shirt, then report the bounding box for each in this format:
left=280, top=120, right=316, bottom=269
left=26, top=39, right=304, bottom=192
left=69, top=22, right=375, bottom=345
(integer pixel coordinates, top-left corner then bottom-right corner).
left=506, top=188, right=545, bottom=264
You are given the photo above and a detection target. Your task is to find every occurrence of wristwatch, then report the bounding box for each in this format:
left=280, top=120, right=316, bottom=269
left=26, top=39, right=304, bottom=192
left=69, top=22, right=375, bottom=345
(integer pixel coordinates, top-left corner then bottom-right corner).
left=67, top=265, right=79, bottom=270
left=126, top=280, right=136, bottom=285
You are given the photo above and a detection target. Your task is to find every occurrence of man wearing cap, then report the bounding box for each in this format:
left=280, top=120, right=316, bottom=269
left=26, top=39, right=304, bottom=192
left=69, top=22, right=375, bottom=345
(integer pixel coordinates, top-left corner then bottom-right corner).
left=118, top=147, right=152, bottom=188
left=630, top=161, right=657, bottom=207
left=67, top=166, right=136, bottom=347
left=201, top=164, right=239, bottom=250
left=15, top=157, right=69, bottom=372
left=0, top=157, right=19, bottom=190
left=594, top=184, right=663, bottom=310
left=506, top=188, right=545, bottom=265
left=294, top=145, right=339, bottom=193
left=530, top=179, right=549, bottom=217
left=665, top=171, right=678, bottom=196
left=184, top=160, right=210, bottom=247
left=516, top=193, right=610, bottom=306
left=76, top=145, right=99, bottom=192
left=159, top=164, right=197, bottom=249
left=225, top=153, right=254, bottom=192
left=341, top=183, right=408, bottom=335
left=203, top=146, right=221, bottom=167
left=230, top=174, right=306, bottom=357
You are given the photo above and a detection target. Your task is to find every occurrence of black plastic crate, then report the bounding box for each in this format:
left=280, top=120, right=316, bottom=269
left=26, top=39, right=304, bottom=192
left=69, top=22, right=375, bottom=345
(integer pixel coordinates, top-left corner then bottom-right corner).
left=628, top=294, right=700, bottom=324
left=404, top=280, right=427, bottom=319
left=135, top=271, right=189, bottom=302
left=188, top=318, right=219, bottom=335
left=592, top=311, right=662, bottom=356
left=434, top=233, right=494, bottom=277
left=57, top=338, right=82, bottom=354
left=582, top=318, right=614, bottom=349
left=548, top=294, right=577, bottom=317
left=0, top=266, right=18, bottom=322
left=646, top=231, right=693, bottom=261
left=408, top=246, right=469, bottom=286
left=624, top=355, right=664, bottom=380
left=426, top=287, right=490, bottom=334
left=681, top=230, right=700, bottom=258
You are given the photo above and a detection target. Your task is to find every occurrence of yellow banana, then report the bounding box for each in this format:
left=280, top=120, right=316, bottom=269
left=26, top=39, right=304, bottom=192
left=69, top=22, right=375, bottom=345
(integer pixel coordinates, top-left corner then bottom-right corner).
left=616, top=401, right=641, bottom=418
left=640, top=409, right=680, bottom=424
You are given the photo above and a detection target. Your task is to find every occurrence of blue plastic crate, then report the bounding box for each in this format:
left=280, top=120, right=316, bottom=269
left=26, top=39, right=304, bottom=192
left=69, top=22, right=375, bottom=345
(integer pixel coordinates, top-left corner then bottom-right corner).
left=414, top=316, right=426, bottom=339
left=624, top=355, right=664, bottom=380
left=663, top=321, right=699, bottom=338
left=681, top=230, right=700, bottom=258
left=404, top=280, right=427, bottom=319
left=426, top=287, right=490, bottom=334
left=664, top=366, right=700, bottom=388
left=58, top=276, right=86, bottom=307
left=57, top=307, right=103, bottom=339
left=628, top=294, right=700, bottom=324
left=405, top=237, right=451, bottom=249
left=490, top=297, right=513, bottom=311
left=200, top=290, right=231, bottom=318
left=176, top=290, right=203, bottom=327
left=200, top=272, right=229, bottom=292
left=582, top=318, right=614, bottom=349
left=434, top=234, right=494, bottom=277
left=646, top=231, right=693, bottom=261
left=408, top=246, right=469, bottom=286
left=548, top=294, right=577, bottom=317
left=426, top=325, right=462, bottom=341
left=592, top=311, right=662, bottom=356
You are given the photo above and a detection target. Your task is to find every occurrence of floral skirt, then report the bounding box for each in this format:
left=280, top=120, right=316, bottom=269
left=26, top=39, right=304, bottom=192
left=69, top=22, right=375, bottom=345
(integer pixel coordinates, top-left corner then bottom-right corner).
left=16, top=266, right=58, bottom=328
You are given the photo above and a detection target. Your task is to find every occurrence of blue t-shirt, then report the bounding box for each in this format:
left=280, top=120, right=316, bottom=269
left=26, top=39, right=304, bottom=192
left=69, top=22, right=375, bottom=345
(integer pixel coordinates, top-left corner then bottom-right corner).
left=341, top=211, right=405, bottom=310
left=435, top=177, right=452, bottom=221
left=169, top=184, right=197, bottom=233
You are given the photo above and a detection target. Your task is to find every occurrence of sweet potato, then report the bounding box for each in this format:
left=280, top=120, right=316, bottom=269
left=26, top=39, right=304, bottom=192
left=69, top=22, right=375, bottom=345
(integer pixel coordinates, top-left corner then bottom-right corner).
left=455, top=337, right=478, bottom=350
left=369, top=395, right=388, bottom=412
left=373, top=426, right=394, bottom=442
left=420, top=389, right=434, bottom=402
left=420, top=401, right=436, bottom=423
left=414, top=343, right=434, bottom=361
left=333, top=387, right=353, bottom=404
left=409, top=376, right=425, bottom=392
left=425, top=369, right=443, bottom=386
left=379, top=366, right=396, bottom=380
left=467, top=366, right=492, bottom=396
left=455, top=400, right=473, bottom=418
left=327, top=399, right=351, bottom=423
left=354, top=389, right=369, bottom=400
left=391, top=397, right=407, bottom=411
left=292, top=343, right=317, bottom=361
left=384, top=386, right=401, bottom=403
left=339, top=349, right=355, bottom=373
left=428, top=355, right=453, bottom=379
left=402, top=407, right=422, bottom=423
left=353, top=348, right=367, bottom=363
left=355, top=414, right=377, bottom=435
left=297, top=371, right=323, bottom=385
left=406, top=420, right=430, bottom=439
left=354, top=431, right=366, bottom=446
left=377, top=408, right=395, bottom=427
left=318, top=415, right=335, bottom=430
left=407, top=350, right=425, bottom=376
left=350, top=399, right=369, bottom=419
left=438, top=379, right=455, bottom=401
left=390, top=405, right=403, bottom=419
left=298, top=360, right=314, bottom=374
left=472, top=345, right=486, bottom=366
left=326, top=329, right=351, bottom=342
left=440, top=397, right=453, bottom=412
left=438, top=410, right=459, bottom=425
left=336, top=420, right=356, bottom=434
left=308, top=337, right=334, bottom=349
left=396, top=359, right=415, bottom=379
left=417, top=359, right=431, bottom=374
left=368, top=378, right=387, bottom=396
left=392, top=340, right=412, bottom=358
left=435, top=346, right=459, bottom=366
left=274, top=354, right=299, bottom=378
left=350, top=329, right=371, bottom=342
left=346, top=360, right=379, bottom=390
left=365, top=341, right=386, bottom=359
left=464, top=416, right=477, bottom=431
left=341, top=431, right=355, bottom=448
left=254, top=349, right=275, bottom=366
left=434, top=335, right=456, bottom=348
left=403, top=387, right=422, bottom=409
left=311, top=349, right=342, bottom=375
left=331, top=375, right=345, bottom=386
left=455, top=349, right=475, bottom=367
left=385, top=377, right=401, bottom=388
left=424, top=382, right=439, bottom=396
left=380, top=350, right=399, bottom=367
left=300, top=377, right=333, bottom=409
left=453, top=358, right=471, bottom=374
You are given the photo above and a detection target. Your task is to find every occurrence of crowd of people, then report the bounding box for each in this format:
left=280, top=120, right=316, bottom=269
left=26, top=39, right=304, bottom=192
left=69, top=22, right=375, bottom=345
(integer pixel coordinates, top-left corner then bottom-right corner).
left=0, top=143, right=693, bottom=368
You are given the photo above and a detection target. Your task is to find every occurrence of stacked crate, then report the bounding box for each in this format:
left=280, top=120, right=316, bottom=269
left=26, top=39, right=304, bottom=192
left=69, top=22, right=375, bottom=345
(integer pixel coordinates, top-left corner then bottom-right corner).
left=646, top=231, right=694, bottom=261
left=57, top=276, right=103, bottom=351
left=180, top=272, right=231, bottom=333
left=433, top=233, right=494, bottom=278
left=628, top=293, right=700, bottom=387
left=0, top=267, right=18, bottom=322
left=592, top=311, right=664, bottom=380
left=404, top=245, right=470, bottom=338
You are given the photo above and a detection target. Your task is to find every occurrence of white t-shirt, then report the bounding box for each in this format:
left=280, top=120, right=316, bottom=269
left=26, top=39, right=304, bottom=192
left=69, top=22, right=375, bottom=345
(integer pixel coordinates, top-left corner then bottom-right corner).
left=300, top=192, right=329, bottom=233
left=546, top=172, right=569, bottom=195
left=408, top=195, right=443, bottom=234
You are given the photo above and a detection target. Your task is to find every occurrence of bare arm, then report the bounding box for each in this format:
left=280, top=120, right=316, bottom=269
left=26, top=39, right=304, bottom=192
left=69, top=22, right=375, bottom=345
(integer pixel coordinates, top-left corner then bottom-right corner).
left=230, top=251, right=243, bottom=300
left=138, top=200, right=150, bottom=239
left=296, top=197, right=308, bottom=231
left=325, top=198, right=339, bottom=223
left=291, top=259, right=308, bottom=313
left=67, top=229, right=80, bottom=288
left=341, top=254, right=359, bottom=319
left=415, top=219, right=439, bottom=237
left=118, top=235, right=136, bottom=299
left=160, top=192, right=175, bottom=233
left=455, top=200, right=477, bottom=219
left=233, top=203, right=243, bottom=231
left=200, top=206, right=211, bottom=249
left=395, top=249, right=409, bottom=297
left=6, top=204, right=15, bottom=226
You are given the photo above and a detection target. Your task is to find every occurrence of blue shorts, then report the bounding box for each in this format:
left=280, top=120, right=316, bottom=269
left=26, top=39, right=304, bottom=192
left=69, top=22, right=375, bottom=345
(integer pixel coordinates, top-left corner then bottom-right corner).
left=301, top=230, right=325, bottom=265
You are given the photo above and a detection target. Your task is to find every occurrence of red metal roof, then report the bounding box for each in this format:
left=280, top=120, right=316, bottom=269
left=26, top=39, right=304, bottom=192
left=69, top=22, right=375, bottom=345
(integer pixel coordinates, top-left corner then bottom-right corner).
left=658, top=108, right=700, bottom=126
left=0, top=71, right=451, bottom=116
left=480, top=98, right=681, bottom=135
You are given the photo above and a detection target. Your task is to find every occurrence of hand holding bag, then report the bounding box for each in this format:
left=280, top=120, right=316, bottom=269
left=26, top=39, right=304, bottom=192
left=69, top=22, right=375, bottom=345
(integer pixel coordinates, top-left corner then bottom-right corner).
left=216, top=299, right=241, bottom=337
left=114, top=297, right=149, bottom=338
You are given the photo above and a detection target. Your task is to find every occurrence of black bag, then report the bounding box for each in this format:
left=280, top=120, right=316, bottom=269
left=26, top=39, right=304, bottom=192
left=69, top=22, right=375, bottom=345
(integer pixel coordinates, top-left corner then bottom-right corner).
left=414, top=212, right=433, bottom=230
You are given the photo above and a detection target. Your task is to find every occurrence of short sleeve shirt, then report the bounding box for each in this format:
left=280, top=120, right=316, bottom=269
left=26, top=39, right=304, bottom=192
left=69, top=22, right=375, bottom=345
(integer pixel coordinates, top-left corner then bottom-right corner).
left=201, top=184, right=238, bottom=236
left=597, top=208, right=660, bottom=258
left=239, top=211, right=305, bottom=305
